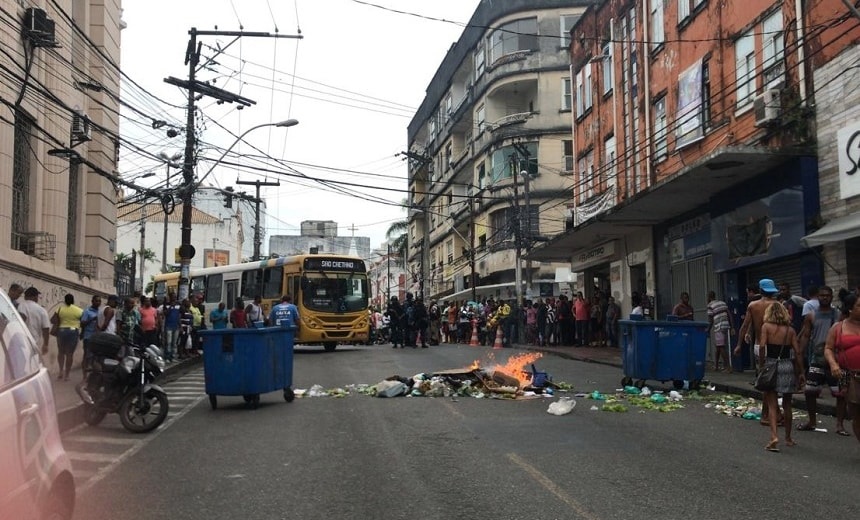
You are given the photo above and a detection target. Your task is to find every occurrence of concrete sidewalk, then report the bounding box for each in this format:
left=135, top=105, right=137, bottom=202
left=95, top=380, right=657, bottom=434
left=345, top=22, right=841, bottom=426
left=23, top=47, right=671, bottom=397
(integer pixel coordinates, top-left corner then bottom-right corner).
left=519, top=342, right=840, bottom=418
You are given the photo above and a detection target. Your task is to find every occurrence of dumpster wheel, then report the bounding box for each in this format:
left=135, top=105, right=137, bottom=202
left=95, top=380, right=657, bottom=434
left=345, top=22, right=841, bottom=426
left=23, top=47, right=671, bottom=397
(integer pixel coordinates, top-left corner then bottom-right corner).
left=672, top=380, right=685, bottom=390
left=621, top=376, right=633, bottom=387
left=689, top=380, right=701, bottom=391
left=634, top=379, right=646, bottom=389
left=243, top=394, right=260, bottom=409
left=209, top=394, right=217, bottom=410
left=284, top=388, right=295, bottom=402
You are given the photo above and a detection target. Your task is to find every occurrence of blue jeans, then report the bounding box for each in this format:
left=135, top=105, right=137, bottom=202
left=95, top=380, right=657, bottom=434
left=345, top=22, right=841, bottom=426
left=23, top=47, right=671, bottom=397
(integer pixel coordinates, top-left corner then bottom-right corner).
left=163, top=327, right=179, bottom=360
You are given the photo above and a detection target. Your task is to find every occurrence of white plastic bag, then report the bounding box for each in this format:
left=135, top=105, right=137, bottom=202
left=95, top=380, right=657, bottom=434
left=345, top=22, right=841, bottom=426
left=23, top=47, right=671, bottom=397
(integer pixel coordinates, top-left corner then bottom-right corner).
left=547, top=397, right=577, bottom=416
left=376, top=380, right=408, bottom=398
left=640, top=386, right=652, bottom=396
left=668, top=390, right=683, bottom=401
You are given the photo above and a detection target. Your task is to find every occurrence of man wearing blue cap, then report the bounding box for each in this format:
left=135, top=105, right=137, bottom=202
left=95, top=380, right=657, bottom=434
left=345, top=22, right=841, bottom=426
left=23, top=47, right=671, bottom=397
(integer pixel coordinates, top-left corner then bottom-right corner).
left=735, top=278, right=782, bottom=425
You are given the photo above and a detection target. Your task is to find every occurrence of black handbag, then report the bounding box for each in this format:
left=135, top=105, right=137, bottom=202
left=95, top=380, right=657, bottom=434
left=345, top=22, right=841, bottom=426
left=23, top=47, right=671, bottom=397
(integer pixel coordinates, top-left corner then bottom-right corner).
left=754, top=360, right=779, bottom=391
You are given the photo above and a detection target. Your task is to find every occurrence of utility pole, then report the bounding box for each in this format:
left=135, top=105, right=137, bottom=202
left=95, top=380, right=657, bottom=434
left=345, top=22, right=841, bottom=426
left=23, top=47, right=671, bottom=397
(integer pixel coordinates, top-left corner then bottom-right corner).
left=386, top=242, right=391, bottom=305
left=139, top=205, right=146, bottom=292
left=513, top=142, right=534, bottom=300
left=510, top=153, right=523, bottom=308
left=165, top=27, right=301, bottom=300
left=236, top=178, right=280, bottom=261
left=469, top=196, right=477, bottom=304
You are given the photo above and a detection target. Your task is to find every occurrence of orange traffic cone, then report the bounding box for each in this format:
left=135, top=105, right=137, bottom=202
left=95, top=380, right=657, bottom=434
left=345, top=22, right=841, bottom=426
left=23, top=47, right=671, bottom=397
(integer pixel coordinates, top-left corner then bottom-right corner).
left=469, top=320, right=480, bottom=346
left=493, top=325, right=504, bottom=349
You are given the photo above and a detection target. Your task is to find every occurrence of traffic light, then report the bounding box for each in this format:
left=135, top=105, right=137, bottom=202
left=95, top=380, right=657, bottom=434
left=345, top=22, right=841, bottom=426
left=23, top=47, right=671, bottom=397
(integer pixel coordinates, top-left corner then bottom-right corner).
left=223, top=186, right=234, bottom=208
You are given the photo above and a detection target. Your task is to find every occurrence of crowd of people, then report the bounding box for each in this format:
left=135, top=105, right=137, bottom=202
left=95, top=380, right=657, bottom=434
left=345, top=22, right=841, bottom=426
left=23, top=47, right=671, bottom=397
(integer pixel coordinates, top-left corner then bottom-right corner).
left=368, top=291, right=626, bottom=349
left=6, top=283, right=300, bottom=382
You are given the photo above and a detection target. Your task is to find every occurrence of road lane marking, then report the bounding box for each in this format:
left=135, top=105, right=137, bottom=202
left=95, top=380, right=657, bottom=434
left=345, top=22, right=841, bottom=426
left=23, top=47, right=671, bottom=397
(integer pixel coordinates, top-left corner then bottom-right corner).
left=506, top=452, right=601, bottom=520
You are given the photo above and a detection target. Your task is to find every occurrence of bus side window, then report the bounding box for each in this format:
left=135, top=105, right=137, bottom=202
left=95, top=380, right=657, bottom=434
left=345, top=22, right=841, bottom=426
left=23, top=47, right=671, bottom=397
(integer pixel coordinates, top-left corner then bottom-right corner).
left=205, top=274, right=222, bottom=304
left=242, top=270, right=262, bottom=299
left=292, top=277, right=300, bottom=301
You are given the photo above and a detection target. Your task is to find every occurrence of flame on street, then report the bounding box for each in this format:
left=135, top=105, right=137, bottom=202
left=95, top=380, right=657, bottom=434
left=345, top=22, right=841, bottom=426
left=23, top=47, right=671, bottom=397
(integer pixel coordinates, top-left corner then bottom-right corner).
left=466, top=352, right=544, bottom=387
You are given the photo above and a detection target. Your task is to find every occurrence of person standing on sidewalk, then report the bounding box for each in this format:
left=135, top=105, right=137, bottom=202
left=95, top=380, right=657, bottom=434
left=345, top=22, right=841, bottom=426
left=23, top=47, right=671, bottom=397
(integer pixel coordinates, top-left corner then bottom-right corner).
left=138, top=297, right=159, bottom=347
left=707, top=291, right=734, bottom=372
left=573, top=292, right=590, bottom=346
left=229, top=298, right=247, bottom=329
left=80, top=295, right=101, bottom=376
left=268, top=295, right=300, bottom=329
left=672, top=292, right=695, bottom=320
left=159, top=295, right=181, bottom=361
left=97, top=295, right=118, bottom=335
left=427, top=299, right=441, bottom=346
left=797, top=286, right=848, bottom=435
left=8, top=283, right=23, bottom=309
left=605, top=296, right=620, bottom=347
left=209, top=302, right=229, bottom=330
left=55, top=294, right=83, bottom=381
left=18, top=287, right=50, bottom=359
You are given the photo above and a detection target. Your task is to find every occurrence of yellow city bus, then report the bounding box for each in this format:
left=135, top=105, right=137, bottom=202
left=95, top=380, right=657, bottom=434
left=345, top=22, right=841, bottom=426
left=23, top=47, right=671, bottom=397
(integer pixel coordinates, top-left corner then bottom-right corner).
left=152, top=254, right=369, bottom=351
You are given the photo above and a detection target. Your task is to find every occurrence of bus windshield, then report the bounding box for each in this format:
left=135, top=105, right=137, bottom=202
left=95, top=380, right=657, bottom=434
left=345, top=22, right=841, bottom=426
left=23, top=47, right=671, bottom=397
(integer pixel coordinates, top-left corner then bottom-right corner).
left=302, top=273, right=368, bottom=313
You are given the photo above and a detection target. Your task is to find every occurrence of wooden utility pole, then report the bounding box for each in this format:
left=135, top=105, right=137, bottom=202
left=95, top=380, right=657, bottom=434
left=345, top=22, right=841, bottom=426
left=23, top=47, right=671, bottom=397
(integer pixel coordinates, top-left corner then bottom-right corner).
left=236, top=178, right=281, bottom=261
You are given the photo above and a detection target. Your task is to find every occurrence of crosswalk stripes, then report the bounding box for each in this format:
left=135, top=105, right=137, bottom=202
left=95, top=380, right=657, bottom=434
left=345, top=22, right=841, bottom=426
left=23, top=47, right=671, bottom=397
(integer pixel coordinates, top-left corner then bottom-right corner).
left=62, top=368, right=207, bottom=493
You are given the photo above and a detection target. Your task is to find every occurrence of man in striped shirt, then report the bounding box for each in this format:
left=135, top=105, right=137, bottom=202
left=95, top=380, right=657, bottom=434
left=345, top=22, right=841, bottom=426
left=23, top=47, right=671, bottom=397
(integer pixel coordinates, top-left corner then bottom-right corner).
left=707, top=291, right=734, bottom=372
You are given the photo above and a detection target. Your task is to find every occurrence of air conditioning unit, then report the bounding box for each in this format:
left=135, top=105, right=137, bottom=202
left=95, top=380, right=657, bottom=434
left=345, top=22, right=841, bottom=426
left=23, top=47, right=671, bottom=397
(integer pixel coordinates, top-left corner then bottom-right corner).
left=23, top=7, right=57, bottom=47
left=71, top=114, right=91, bottom=143
left=753, top=89, right=781, bottom=127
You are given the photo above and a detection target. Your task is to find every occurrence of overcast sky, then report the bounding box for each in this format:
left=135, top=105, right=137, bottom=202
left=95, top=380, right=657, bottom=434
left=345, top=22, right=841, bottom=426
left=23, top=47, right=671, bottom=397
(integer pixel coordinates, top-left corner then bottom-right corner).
left=119, top=0, right=481, bottom=254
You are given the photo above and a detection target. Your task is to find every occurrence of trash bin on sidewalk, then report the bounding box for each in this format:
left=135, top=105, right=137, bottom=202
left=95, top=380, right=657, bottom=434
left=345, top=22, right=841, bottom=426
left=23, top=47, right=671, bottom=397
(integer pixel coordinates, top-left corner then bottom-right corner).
left=619, top=319, right=709, bottom=390
left=200, top=326, right=296, bottom=409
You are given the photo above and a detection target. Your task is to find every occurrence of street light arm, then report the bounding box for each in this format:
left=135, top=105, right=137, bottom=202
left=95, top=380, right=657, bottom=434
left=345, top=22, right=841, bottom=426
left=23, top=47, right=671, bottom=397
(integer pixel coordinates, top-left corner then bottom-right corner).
left=194, top=119, right=298, bottom=188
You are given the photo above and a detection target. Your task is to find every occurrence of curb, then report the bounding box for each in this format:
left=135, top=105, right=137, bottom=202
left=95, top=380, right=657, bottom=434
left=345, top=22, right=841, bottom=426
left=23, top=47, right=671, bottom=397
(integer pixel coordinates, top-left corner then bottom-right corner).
left=57, top=357, right=203, bottom=433
left=521, top=345, right=839, bottom=418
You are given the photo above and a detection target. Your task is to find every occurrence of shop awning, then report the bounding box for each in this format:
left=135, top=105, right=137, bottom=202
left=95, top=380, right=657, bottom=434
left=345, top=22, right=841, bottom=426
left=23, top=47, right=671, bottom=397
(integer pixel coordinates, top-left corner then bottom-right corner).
left=800, top=212, right=860, bottom=247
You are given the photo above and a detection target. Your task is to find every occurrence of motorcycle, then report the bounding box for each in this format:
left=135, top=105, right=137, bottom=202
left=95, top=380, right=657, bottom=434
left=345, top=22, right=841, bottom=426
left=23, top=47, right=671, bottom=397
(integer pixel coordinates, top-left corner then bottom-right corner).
left=75, top=332, right=169, bottom=433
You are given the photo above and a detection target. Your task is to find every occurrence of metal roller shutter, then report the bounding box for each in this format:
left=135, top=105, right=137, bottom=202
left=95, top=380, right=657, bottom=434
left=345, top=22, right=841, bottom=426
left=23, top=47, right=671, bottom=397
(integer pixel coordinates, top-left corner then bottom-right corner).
left=744, top=257, right=802, bottom=295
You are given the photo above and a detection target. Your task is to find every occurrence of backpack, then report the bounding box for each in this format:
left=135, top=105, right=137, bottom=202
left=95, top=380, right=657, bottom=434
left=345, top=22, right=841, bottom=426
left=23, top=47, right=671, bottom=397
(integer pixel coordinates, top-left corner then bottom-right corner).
left=405, top=303, right=415, bottom=326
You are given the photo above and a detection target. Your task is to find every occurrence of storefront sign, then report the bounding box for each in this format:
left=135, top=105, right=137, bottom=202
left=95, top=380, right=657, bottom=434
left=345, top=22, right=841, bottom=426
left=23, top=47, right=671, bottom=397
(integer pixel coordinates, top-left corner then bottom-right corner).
left=838, top=120, right=860, bottom=200
left=571, top=241, right=616, bottom=271
left=203, top=249, right=230, bottom=267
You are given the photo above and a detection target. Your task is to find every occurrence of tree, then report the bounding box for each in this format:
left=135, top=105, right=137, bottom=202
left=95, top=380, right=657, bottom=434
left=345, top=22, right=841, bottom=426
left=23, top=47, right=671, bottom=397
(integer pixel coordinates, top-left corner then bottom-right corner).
left=386, top=220, right=407, bottom=263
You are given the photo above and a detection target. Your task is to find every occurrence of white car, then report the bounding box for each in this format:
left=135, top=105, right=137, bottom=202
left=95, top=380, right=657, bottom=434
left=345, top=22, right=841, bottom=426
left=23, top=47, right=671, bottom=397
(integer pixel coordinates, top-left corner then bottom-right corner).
left=0, top=288, right=75, bottom=519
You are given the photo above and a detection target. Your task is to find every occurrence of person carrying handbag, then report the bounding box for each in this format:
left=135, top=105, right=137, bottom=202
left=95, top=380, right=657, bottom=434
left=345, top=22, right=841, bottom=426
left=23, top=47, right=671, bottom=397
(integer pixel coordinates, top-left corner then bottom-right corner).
left=757, top=301, right=805, bottom=452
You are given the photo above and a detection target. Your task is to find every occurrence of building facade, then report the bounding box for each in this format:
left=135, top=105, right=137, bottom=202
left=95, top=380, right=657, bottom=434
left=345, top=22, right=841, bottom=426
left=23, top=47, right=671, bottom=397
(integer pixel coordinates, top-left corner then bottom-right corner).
left=407, top=0, right=596, bottom=304
left=0, top=1, right=123, bottom=309
left=366, top=243, right=406, bottom=309
left=530, top=0, right=860, bottom=320
left=269, top=220, right=371, bottom=261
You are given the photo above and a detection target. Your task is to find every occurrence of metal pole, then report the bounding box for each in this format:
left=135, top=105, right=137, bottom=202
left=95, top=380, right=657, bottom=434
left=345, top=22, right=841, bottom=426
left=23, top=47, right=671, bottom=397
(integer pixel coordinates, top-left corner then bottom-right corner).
left=386, top=242, right=391, bottom=304
left=511, top=154, right=522, bottom=308
left=139, top=205, right=146, bottom=292
left=161, top=162, right=170, bottom=273
left=522, top=169, right=532, bottom=299
left=470, top=195, right=477, bottom=304
left=236, top=178, right=280, bottom=261
left=178, top=29, right=199, bottom=301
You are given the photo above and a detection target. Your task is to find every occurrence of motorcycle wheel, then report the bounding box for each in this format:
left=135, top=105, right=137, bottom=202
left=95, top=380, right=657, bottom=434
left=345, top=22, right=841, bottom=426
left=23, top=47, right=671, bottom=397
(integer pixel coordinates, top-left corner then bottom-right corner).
left=84, top=405, right=107, bottom=427
left=119, top=390, right=169, bottom=433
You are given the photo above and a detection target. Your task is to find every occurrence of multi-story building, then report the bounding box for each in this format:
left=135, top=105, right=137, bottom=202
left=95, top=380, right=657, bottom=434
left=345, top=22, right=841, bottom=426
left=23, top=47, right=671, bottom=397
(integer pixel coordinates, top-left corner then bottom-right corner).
left=269, top=220, right=371, bottom=260
left=366, top=242, right=406, bottom=309
left=0, top=2, right=123, bottom=307
left=802, top=4, right=860, bottom=289
left=532, top=0, right=860, bottom=319
left=407, top=0, right=596, bottom=304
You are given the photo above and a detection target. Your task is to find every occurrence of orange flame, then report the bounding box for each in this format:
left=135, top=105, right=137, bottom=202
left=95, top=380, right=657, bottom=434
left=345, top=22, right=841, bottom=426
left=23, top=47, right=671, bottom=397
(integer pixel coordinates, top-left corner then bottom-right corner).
left=465, top=352, right=544, bottom=387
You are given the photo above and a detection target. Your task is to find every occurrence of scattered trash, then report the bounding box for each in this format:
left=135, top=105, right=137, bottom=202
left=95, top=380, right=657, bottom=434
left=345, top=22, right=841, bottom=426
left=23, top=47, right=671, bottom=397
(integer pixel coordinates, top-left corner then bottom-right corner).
left=623, top=386, right=641, bottom=395
left=668, top=390, right=683, bottom=401
left=650, top=394, right=668, bottom=404
left=590, top=391, right=607, bottom=400
left=741, top=410, right=762, bottom=421
left=814, top=428, right=828, bottom=433
left=376, top=380, right=408, bottom=398
left=307, top=384, right=327, bottom=397
left=640, top=386, right=652, bottom=396
left=547, top=398, right=577, bottom=415
left=602, top=403, right=629, bottom=412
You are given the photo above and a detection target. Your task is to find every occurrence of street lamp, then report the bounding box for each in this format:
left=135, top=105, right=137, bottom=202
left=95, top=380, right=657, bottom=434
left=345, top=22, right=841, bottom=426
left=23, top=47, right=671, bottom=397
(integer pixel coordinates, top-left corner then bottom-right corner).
left=176, top=119, right=299, bottom=300
left=158, top=151, right=183, bottom=273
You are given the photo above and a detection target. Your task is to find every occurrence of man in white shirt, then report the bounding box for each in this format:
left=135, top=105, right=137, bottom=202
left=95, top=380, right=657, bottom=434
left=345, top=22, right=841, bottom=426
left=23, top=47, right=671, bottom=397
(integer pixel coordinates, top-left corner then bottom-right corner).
left=17, top=287, right=50, bottom=357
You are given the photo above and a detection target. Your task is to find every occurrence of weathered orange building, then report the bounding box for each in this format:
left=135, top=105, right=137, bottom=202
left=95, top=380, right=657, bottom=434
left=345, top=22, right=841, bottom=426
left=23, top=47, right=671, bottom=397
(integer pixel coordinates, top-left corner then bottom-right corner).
left=531, top=0, right=860, bottom=336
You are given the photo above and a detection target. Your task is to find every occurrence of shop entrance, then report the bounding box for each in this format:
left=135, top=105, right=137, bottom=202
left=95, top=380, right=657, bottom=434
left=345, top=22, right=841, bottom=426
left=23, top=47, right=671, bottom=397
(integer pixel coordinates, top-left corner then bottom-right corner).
left=585, top=263, right=611, bottom=300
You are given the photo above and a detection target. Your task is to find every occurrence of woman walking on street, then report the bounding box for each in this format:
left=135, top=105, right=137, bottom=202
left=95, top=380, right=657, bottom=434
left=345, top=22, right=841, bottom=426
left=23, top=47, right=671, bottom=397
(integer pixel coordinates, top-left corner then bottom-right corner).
left=55, top=294, right=83, bottom=381
left=825, top=292, right=860, bottom=443
left=758, top=301, right=804, bottom=452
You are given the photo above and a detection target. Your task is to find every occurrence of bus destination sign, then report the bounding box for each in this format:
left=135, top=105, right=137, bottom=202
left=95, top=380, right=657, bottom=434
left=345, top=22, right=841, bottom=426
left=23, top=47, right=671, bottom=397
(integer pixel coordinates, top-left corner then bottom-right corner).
left=304, top=257, right=365, bottom=272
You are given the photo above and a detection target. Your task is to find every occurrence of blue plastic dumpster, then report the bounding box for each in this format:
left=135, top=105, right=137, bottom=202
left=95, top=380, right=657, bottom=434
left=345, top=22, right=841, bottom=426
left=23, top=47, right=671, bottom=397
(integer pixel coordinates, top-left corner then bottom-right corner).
left=619, top=319, right=709, bottom=390
left=200, top=326, right=296, bottom=409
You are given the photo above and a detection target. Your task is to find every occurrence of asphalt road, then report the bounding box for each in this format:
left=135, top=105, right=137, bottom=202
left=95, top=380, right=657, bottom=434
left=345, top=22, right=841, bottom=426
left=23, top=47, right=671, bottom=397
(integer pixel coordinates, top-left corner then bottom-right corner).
left=68, top=344, right=859, bottom=520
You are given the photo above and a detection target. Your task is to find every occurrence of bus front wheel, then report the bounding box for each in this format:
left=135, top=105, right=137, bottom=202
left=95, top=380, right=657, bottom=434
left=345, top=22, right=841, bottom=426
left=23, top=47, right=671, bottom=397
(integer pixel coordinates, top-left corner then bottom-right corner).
left=323, top=342, right=337, bottom=352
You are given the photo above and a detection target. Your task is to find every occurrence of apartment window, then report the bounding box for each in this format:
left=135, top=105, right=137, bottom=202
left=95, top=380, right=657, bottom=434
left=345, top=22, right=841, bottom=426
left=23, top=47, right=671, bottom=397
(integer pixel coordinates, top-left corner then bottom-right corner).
left=679, top=0, right=706, bottom=22
left=735, top=30, right=755, bottom=106
left=444, top=142, right=452, bottom=171
left=762, top=11, right=785, bottom=88
left=429, top=117, right=437, bottom=139
left=650, top=0, right=665, bottom=49
left=12, top=111, right=32, bottom=250
left=491, top=142, right=538, bottom=183
left=490, top=207, right=517, bottom=246
left=475, top=42, right=486, bottom=80
left=563, top=140, right=574, bottom=172
left=605, top=136, right=617, bottom=188
left=446, top=239, right=454, bottom=264
left=561, top=15, right=580, bottom=47
left=445, top=94, right=453, bottom=117
left=575, top=64, right=593, bottom=117
left=562, top=77, right=572, bottom=110
left=476, top=104, right=486, bottom=133
left=477, top=163, right=486, bottom=189
left=702, top=60, right=711, bottom=129
left=601, top=42, right=613, bottom=94
left=488, top=18, right=538, bottom=63
left=654, top=96, right=668, bottom=160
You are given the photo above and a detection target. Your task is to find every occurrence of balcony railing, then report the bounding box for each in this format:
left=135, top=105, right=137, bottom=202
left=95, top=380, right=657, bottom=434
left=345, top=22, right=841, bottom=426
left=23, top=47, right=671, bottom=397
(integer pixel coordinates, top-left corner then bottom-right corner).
left=491, top=111, right=532, bottom=130
left=67, top=253, right=97, bottom=278
left=12, top=231, right=57, bottom=261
